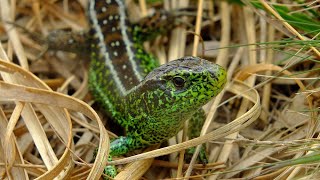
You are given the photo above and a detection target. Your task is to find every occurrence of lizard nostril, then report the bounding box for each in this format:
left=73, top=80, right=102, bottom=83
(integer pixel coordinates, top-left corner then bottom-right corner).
left=207, top=64, right=226, bottom=82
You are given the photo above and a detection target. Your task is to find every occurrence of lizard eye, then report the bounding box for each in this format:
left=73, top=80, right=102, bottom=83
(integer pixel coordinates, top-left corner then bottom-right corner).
left=172, top=76, right=185, bottom=88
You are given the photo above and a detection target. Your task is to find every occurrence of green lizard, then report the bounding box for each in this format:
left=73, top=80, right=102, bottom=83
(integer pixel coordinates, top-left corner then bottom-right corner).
left=45, top=0, right=227, bottom=178
left=87, top=0, right=226, bottom=177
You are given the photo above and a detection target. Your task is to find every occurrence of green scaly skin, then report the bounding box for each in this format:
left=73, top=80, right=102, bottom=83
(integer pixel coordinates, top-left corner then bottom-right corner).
left=186, top=109, right=208, bottom=164
left=87, top=0, right=227, bottom=177
left=90, top=56, right=227, bottom=153
left=40, top=0, right=225, bottom=178
left=91, top=0, right=227, bottom=178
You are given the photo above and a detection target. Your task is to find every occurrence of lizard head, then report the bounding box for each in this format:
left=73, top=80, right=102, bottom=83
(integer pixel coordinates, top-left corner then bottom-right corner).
left=127, top=56, right=227, bottom=117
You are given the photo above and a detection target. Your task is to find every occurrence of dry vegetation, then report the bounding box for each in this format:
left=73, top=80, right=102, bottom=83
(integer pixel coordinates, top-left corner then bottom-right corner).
left=0, top=0, right=319, bottom=179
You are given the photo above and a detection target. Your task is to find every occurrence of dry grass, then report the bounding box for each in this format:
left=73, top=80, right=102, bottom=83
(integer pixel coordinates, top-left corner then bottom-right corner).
left=0, top=0, right=319, bottom=179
